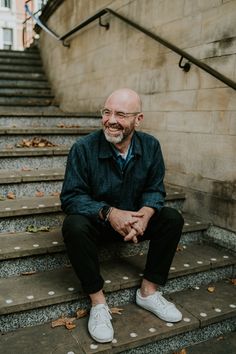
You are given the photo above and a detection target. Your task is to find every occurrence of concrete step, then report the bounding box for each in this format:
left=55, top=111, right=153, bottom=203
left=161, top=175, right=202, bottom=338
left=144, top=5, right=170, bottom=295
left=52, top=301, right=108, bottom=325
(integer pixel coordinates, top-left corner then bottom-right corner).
left=186, top=331, right=236, bottom=354
left=0, top=88, right=52, bottom=97
left=0, top=79, right=50, bottom=89
left=0, top=49, right=40, bottom=59
left=1, top=281, right=236, bottom=354
left=0, top=57, right=42, bottom=65
left=0, top=260, right=235, bottom=332
left=0, top=72, right=47, bottom=81
left=0, top=229, right=229, bottom=278
left=0, top=96, right=55, bottom=106
left=0, top=64, right=44, bottom=73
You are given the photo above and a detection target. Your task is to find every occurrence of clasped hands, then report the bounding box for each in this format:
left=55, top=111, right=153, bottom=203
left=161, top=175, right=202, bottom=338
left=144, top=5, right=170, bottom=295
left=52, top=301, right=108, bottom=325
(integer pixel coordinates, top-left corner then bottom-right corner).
left=108, top=207, right=154, bottom=244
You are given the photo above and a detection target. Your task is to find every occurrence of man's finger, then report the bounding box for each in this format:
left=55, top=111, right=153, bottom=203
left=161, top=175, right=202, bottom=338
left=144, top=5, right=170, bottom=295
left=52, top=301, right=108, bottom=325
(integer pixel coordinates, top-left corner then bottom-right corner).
left=124, top=228, right=137, bottom=242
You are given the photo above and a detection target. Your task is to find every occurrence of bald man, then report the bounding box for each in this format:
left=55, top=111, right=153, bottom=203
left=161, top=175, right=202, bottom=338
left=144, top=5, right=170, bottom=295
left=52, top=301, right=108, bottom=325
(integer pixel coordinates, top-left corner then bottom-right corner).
left=61, top=88, right=184, bottom=343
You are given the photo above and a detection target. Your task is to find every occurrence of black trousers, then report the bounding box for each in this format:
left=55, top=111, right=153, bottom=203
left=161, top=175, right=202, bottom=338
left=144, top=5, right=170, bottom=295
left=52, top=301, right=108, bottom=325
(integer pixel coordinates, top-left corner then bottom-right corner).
left=62, top=207, right=184, bottom=294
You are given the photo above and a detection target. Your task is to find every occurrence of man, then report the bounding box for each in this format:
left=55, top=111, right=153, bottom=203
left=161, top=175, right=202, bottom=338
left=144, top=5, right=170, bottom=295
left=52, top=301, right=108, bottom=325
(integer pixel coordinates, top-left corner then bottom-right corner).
left=60, top=88, right=184, bottom=343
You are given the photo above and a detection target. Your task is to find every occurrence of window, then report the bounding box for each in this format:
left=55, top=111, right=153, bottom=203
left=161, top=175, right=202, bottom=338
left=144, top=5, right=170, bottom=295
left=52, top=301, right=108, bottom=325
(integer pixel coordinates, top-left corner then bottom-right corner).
left=1, top=0, right=11, bottom=8
left=3, top=28, right=13, bottom=50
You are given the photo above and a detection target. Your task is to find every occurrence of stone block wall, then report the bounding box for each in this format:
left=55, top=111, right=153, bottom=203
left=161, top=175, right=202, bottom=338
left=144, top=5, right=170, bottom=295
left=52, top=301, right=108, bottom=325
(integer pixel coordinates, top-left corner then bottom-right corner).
left=38, top=0, right=236, bottom=231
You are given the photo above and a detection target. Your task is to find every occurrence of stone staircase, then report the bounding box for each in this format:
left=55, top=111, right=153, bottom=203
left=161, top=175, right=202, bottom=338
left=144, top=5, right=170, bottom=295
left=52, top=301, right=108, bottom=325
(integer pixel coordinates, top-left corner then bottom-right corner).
left=0, top=48, right=235, bottom=354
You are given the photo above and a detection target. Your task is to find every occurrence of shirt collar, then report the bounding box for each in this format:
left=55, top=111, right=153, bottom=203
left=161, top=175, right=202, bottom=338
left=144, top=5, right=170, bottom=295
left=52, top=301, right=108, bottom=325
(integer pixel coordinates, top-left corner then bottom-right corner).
left=98, top=130, right=142, bottom=159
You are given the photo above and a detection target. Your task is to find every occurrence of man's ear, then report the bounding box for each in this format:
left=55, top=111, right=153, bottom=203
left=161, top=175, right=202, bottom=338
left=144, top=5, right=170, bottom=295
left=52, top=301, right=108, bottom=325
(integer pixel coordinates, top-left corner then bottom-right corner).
left=135, top=113, right=144, bottom=126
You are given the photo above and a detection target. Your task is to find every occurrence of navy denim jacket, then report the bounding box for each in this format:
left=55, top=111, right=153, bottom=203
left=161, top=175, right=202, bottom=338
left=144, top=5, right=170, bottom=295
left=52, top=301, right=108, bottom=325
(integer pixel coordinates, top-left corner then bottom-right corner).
left=60, top=130, right=166, bottom=219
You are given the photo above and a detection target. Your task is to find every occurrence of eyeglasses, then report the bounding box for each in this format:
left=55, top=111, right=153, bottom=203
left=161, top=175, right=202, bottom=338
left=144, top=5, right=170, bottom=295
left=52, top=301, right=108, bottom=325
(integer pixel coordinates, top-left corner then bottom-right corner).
left=100, top=108, right=141, bottom=119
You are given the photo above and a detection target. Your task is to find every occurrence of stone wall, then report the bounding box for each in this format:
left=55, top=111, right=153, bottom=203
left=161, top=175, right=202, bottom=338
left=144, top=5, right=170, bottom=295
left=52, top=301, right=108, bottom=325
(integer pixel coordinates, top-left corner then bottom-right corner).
left=38, top=0, right=236, bottom=231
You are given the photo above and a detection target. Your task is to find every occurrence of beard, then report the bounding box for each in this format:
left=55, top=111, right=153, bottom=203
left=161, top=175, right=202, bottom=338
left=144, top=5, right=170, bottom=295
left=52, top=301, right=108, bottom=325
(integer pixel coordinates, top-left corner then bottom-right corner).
left=103, top=122, right=135, bottom=145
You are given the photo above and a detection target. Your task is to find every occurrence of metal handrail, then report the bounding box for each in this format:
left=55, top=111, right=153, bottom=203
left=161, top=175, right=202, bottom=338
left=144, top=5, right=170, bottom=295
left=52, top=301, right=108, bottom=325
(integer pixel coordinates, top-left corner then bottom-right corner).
left=26, top=6, right=236, bottom=90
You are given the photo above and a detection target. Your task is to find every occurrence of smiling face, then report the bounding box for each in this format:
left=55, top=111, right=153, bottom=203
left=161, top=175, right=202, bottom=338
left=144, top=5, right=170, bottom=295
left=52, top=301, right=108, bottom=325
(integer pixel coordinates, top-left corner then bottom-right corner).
left=102, top=89, right=143, bottom=150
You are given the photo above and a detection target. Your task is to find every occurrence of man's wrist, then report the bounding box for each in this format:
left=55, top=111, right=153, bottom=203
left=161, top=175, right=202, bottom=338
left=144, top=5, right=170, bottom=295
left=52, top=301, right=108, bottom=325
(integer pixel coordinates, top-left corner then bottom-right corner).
left=100, top=205, right=112, bottom=221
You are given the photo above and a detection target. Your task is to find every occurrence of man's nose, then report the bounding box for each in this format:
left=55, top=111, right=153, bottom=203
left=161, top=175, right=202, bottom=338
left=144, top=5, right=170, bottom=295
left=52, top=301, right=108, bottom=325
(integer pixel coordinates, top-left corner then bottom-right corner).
left=108, top=111, right=117, bottom=123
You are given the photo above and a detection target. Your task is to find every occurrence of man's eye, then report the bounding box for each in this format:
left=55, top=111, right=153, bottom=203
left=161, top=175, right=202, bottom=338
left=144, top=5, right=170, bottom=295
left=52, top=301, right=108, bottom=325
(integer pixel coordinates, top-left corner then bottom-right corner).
left=104, top=110, right=111, bottom=115
left=117, top=112, right=126, bottom=118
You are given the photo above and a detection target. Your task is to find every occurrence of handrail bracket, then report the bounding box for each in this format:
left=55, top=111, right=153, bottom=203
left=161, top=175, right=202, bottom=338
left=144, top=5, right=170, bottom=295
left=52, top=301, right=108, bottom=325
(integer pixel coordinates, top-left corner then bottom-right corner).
left=179, top=56, right=191, bottom=72
left=99, top=16, right=110, bottom=30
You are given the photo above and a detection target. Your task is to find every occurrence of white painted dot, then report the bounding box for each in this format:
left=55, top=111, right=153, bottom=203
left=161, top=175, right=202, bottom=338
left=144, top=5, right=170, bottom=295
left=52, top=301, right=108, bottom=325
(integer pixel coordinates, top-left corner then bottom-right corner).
left=68, top=287, right=75, bottom=292
left=211, top=258, right=217, bottom=261
left=22, top=206, right=28, bottom=209
left=184, top=223, right=189, bottom=226
left=195, top=286, right=200, bottom=290
left=170, top=267, right=176, bottom=270
left=174, top=191, right=179, bottom=194
left=183, top=317, right=191, bottom=322
left=33, top=244, right=39, bottom=248
left=183, top=245, right=187, bottom=249
left=54, top=203, right=60, bottom=206
left=184, top=263, right=190, bottom=267
left=223, top=255, right=229, bottom=259
left=25, top=174, right=31, bottom=177
left=10, top=175, right=15, bottom=177
left=48, top=291, right=55, bottom=296
left=40, top=173, right=45, bottom=176
left=166, top=323, right=174, bottom=327
left=90, top=344, right=98, bottom=349
left=14, top=246, right=21, bottom=250
left=215, top=308, right=222, bottom=313
left=130, top=332, right=138, bottom=337
left=52, top=241, right=58, bottom=245
left=112, top=338, right=117, bottom=344
left=139, top=252, right=144, bottom=256
left=197, top=261, right=203, bottom=264
left=26, top=295, right=34, bottom=300
left=67, top=352, right=75, bottom=354
left=139, top=273, right=144, bottom=277
left=6, top=299, right=13, bottom=304
left=149, top=327, right=156, bottom=333
left=196, top=221, right=201, bottom=224
left=200, top=312, right=207, bottom=317
left=38, top=204, right=45, bottom=207
left=229, top=304, right=236, bottom=308
left=53, top=172, right=59, bottom=175
left=123, top=276, right=129, bottom=280
left=105, top=280, right=111, bottom=283
left=5, top=207, right=11, bottom=211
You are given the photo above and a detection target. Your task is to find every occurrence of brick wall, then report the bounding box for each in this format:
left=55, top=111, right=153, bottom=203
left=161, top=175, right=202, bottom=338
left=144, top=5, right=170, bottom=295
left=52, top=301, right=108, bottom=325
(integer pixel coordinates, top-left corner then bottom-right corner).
left=39, top=0, right=236, bottom=231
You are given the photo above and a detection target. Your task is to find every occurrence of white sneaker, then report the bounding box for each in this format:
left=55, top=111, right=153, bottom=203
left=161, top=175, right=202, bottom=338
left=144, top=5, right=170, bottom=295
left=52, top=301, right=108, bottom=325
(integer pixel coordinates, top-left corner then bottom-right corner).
left=136, top=289, right=182, bottom=322
left=88, top=304, right=114, bottom=343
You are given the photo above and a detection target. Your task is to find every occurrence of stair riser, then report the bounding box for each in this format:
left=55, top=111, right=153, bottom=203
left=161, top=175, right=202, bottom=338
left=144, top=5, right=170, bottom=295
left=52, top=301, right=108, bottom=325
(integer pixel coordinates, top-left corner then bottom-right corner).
left=0, top=88, right=52, bottom=96
left=1, top=135, right=90, bottom=148
left=0, top=58, right=42, bottom=65
left=0, top=51, right=40, bottom=59
left=0, top=116, right=100, bottom=127
left=0, top=73, right=46, bottom=80
left=0, top=266, right=234, bottom=333
left=0, top=180, right=63, bottom=197
left=0, top=65, right=44, bottom=73
left=0, top=155, right=67, bottom=170
left=0, top=97, right=54, bottom=106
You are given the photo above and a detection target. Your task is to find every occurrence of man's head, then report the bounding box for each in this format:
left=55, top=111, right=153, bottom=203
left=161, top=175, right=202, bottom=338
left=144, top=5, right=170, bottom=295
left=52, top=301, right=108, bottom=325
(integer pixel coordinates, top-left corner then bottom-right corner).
left=101, top=88, right=143, bottom=147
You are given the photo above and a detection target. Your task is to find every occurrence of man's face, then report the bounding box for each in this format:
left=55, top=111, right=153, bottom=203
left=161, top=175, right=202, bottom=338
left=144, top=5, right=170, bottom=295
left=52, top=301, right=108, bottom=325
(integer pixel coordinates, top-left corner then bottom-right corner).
left=101, top=93, right=142, bottom=145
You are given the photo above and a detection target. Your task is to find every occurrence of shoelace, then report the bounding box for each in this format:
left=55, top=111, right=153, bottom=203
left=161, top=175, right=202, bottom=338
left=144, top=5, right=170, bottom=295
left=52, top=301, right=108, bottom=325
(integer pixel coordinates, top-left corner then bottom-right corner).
left=92, top=306, right=112, bottom=326
left=153, top=292, right=173, bottom=310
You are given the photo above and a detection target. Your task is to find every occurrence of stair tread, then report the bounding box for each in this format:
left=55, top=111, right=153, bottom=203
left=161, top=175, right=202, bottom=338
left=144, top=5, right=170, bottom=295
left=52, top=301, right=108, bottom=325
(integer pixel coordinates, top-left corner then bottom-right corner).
left=0, top=246, right=235, bottom=315
left=0, top=189, right=188, bottom=218
left=0, top=146, right=69, bottom=157
left=0, top=214, right=210, bottom=260
left=0, top=126, right=99, bottom=135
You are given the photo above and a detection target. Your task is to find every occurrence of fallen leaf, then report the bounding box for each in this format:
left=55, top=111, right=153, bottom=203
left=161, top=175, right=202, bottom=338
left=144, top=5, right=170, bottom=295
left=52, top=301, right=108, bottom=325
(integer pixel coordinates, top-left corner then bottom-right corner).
left=7, top=192, right=16, bottom=200
left=173, top=349, right=187, bottom=354
left=111, top=307, right=124, bottom=315
left=230, top=279, right=236, bottom=285
left=16, top=137, right=57, bottom=148
left=76, top=309, right=88, bottom=319
left=35, top=191, right=44, bottom=197
left=57, top=123, right=80, bottom=128
left=51, top=316, right=76, bottom=329
left=176, top=245, right=183, bottom=252
left=5, top=144, right=14, bottom=149
left=21, top=271, right=37, bottom=276
left=21, top=166, right=32, bottom=171
left=26, top=225, right=50, bottom=233
left=207, top=286, right=215, bottom=293
left=50, top=191, right=60, bottom=197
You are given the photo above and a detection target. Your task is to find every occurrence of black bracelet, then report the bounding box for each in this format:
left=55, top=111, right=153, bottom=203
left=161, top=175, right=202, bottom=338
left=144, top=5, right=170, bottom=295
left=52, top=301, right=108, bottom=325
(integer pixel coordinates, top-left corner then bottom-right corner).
left=101, top=205, right=111, bottom=221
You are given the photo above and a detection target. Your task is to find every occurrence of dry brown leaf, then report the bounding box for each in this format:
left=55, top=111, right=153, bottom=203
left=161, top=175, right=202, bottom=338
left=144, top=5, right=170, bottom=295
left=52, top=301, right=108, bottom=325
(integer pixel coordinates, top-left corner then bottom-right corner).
left=76, top=309, right=88, bottom=319
left=65, top=321, right=76, bottom=330
left=57, top=122, right=80, bottom=128
left=207, top=286, right=215, bottom=293
left=21, top=166, right=32, bottom=171
left=35, top=191, right=44, bottom=197
left=230, top=278, right=236, bottom=285
left=50, top=191, right=60, bottom=197
left=173, top=349, right=187, bottom=354
left=16, top=137, right=57, bottom=148
left=111, top=307, right=124, bottom=315
left=7, top=192, right=16, bottom=200
left=21, top=271, right=37, bottom=276
left=51, top=316, right=76, bottom=329
left=176, top=245, right=183, bottom=252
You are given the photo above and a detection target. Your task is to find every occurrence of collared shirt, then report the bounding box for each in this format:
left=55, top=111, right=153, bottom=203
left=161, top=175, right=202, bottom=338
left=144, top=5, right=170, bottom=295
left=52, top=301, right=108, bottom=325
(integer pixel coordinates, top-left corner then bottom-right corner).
left=110, top=140, right=134, bottom=171
left=60, top=130, right=166, bottom=219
